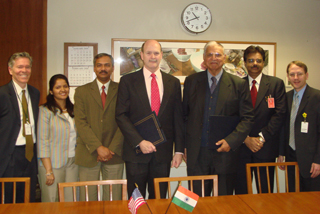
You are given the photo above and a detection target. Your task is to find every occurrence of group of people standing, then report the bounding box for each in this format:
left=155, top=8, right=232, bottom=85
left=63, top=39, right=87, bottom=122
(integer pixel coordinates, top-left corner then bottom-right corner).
left=0, top=39, right=319, bottom=203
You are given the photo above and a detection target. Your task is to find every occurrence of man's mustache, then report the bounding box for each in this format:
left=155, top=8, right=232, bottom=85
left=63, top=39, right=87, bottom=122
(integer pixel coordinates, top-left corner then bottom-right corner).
left=99, top=70, right=108, bottom=74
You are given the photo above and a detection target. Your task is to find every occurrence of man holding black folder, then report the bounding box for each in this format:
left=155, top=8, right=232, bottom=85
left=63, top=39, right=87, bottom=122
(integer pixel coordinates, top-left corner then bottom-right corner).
left=116, top=40, right=184, bottom=199
left=183, top=41, right=254, bottom=195
left=235, top=46, right=286, bottom=194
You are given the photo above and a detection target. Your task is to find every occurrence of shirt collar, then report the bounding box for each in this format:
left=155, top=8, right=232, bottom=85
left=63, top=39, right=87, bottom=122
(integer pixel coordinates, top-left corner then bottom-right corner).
left=96, top=79, right=110, bottom=92
left=143, top=66, right=162, bottom=79
left=207, top=69, right=223, bottom=86
left=248, top=72, right=262, bottom=86
left=294, top=84, right=307, bottom=99
left=12, top=80, right=28, bottom=96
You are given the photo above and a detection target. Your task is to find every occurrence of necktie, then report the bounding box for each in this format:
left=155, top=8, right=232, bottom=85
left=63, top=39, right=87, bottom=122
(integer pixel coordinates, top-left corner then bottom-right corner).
left=251, top=80, right=257, bottom=108
left=151, top=73, right=160, bottom=115
left=22, top=90, right=34, bottom=162
left=289, top=94, right=299, bottom=150
left=101, top=85, right=106, bottom=109
left=210, top=77, right=217, bottom=94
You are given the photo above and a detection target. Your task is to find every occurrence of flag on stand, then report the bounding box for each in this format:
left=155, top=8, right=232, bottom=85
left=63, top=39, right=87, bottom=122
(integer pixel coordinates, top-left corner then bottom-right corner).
left=128, top=188, right=146, bottom=214
left=172, top=186, right=199, bottom=212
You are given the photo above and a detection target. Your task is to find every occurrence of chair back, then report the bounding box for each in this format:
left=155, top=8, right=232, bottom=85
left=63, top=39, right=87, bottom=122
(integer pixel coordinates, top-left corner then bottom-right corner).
left=246, top=162, right=300, bottom=194
left=154, top=175, right=218, bottom=199
left=58, top=179, right=127, bottom=202
left=0, top=177, right=30, bottom=204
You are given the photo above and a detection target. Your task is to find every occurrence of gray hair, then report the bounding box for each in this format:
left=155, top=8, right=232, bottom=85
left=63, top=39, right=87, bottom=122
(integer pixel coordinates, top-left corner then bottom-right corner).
left=8, top=52, right=33, bottom=68
left=93, top=53, right=114, bottom=67
left=203, top=41, right=224, bottom=55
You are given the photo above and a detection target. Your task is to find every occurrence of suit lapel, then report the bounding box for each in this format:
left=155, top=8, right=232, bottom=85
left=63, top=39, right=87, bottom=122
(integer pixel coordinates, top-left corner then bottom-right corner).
left=215, top=71, right=232, bottom=114
left=196, top=72, right=208, bottom=118
left=287, top=90, right=294, bottom=113
left=90, top=80, right=103, bottom=109
left=297, top=85, right=310, bottom=117
left=8, top=81, right=20, bottom=118
left=255, top=74, right=269, bottom=108
left=158, top=72, right=172, bottom=117
left=133, top=70, right=151, bottom=112
left=104, top=81, right=117, bottom=111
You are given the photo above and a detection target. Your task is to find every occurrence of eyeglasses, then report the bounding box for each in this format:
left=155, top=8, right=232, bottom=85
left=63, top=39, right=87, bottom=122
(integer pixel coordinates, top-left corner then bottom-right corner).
left=206, top=52, right=223, bottom=59
left=288, top=72, right=304, bottom=77
left=247, top=59, right=263, bottom=63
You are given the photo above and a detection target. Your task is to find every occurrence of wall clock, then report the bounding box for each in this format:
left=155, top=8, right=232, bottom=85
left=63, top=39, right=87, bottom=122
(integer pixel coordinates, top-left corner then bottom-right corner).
left=181, top=3, right=212, bottom=34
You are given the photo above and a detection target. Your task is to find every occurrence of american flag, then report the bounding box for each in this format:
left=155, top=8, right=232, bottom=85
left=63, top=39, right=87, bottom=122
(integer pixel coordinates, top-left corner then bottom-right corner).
left=128, top=188, right=146, bottom=214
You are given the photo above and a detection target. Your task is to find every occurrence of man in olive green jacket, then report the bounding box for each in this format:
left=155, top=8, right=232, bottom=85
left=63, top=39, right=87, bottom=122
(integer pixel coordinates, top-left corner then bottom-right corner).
left=74, top=53, right=124, bottom=201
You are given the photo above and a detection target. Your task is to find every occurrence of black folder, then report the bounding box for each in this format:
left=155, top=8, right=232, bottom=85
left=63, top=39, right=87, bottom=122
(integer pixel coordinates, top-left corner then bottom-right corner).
left=134, top=111, right=167, bottom=154
left=208, top=115, right=240, bottom=150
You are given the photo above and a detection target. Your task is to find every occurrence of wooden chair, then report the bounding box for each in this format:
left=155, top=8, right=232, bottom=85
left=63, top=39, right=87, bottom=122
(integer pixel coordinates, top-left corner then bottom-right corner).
left=0, top=177, right=30, bottom=204
left=246, top=162, right=300, bottom=194
left=154, top=175, right=218, bottom=199
left=58, top=179, right=127, bottom=202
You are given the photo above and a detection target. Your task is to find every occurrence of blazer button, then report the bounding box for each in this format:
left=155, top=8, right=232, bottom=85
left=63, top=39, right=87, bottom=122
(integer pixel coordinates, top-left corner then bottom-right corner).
left=101, top=120, right=103, bottom=122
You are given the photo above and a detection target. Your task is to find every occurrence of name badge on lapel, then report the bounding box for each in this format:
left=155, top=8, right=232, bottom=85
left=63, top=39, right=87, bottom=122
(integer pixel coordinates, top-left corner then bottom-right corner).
left=301, top=112, right=308, bottom=133
left=267, top=95, right=275, bottom=108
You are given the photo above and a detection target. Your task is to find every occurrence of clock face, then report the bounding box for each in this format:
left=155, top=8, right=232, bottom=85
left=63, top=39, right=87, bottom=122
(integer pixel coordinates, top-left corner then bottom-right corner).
left=181, top=3, right=212, bottom=34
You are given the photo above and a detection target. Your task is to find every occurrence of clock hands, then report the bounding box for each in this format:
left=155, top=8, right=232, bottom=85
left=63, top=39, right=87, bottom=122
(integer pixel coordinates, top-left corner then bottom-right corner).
left=187, top=12, right=200, bottom=22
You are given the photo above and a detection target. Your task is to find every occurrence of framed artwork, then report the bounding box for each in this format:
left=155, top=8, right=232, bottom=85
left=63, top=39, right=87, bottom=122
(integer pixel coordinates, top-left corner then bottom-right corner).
left=111, top=39, right=276, bottom=84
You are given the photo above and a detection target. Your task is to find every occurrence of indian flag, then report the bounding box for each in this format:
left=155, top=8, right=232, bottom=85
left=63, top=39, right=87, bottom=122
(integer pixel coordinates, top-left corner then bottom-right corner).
left=172, top=186, right=199, bottom=212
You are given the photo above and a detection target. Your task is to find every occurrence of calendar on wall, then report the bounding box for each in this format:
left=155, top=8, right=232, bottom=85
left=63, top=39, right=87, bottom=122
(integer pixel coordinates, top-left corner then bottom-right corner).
left=64, top=43, right=98, bottom=87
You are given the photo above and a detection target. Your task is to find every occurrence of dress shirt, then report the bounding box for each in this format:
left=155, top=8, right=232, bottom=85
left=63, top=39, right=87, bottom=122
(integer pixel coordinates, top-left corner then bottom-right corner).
left=293, top=84, right=307, bottom=105
left=207, top=69, right=223, bottom=88
left=12, top=80, right=36, bottom=145
left=96, top=79, right=111, bottom=95
left=143, top=66, right=164, bottom=105
left=248, top=72, right=262, bottom=92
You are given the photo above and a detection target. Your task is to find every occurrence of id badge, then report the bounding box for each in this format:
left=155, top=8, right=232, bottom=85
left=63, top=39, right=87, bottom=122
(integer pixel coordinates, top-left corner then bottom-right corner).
left=25, top=123, right=32, bottom=135
left=301, top=122, right=308, bottom=133
left=268, top=97, right=275, bottom=108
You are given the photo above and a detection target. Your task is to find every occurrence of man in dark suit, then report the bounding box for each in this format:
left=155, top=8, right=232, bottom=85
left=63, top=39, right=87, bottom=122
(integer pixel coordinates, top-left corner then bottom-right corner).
left=0, top=52, right=40, bottom=203
left=74, top=53, right=124, bottom=201
left=235, top=46, right=286, bottom=194
left=278, top=61, right=320, bottom=191
left=183, top=41, right=254, bottom=196
left=116, top=40, right=184, bottom=199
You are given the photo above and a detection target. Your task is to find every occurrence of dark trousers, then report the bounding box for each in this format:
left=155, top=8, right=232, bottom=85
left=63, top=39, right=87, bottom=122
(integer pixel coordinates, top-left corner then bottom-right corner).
left=187, top=147, right=236, bottom=196
left=125, top=156, right=171, bottom=199
left=287, top=147, right=320, bottom=192
left=1, top=145, right=37, bottom=203
left=235, top=147, right=275, bottom=194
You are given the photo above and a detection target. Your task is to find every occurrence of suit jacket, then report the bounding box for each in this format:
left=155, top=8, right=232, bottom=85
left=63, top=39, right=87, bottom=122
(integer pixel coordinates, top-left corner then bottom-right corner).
left=240, top=74, right=286, bottom=159
left=280, top=85, right=320, bottom=178
left=37, top=106, right=76, bottom=168
left=116, top=69, right=184, bottom=164
left=183, top=70, right=254, bottom=173
left=74, top=79, right=124, bottom=167
left=0, top=81, right=40, bottom=177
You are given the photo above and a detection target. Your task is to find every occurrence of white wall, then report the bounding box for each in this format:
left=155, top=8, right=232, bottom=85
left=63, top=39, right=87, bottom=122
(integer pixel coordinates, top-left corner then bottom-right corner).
left=48, top=0, right=320, bottom=89
left=48, top=0, right=320, bottom=194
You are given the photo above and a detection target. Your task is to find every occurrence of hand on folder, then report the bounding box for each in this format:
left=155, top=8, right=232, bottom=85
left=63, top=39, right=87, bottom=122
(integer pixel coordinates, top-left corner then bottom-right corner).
left=216, top=139, right=231, bottom=152
left=139, top=140, right=157, bottom=154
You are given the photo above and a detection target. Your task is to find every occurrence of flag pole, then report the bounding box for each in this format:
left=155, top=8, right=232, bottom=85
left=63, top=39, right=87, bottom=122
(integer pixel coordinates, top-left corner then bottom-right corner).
left=135, top=183, right=153, bottom=214
left=164, top=181, right=181, bottom=214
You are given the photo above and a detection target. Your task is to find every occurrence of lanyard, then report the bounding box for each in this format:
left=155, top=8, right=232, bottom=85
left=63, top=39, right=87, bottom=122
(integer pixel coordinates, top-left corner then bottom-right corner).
left=12, top=83, right=30, bottom=123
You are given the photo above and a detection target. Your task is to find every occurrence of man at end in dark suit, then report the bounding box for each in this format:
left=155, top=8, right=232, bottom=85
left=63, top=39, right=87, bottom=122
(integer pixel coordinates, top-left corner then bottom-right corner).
left=74, top=53, right=124, bottom=201
left=116, top=40, right=184, bottom=199
left=183, top=41, right=254, bottom=196
left=278, top=61, right=320, bottom=191
left=235, top=46, right=286, bottom=194
left=0, top=52, right=40, bottom=203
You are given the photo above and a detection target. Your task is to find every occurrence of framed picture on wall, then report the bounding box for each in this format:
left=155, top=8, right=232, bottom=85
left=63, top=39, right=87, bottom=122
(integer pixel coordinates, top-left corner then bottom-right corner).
left=111, top=39, right=276, bottom=84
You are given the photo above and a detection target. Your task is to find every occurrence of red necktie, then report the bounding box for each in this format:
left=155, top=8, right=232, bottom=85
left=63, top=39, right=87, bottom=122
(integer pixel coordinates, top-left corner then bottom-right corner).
left=151, top=74, right=160, bottom=115
left=251, top=80, right=257, bottom=108
left=101, top=85, right=106, bottom=108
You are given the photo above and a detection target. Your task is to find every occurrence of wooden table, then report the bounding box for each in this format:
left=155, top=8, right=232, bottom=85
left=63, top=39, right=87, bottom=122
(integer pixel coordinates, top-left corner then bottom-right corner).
left=238, top=191, right=320, bottom=214
left=0, top=192, right=319, bottom=213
